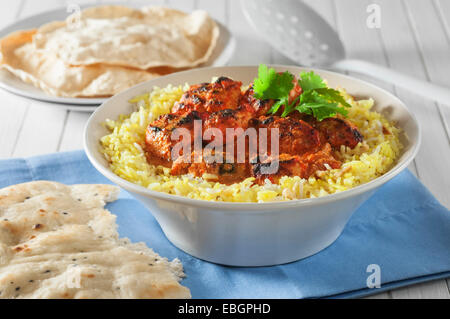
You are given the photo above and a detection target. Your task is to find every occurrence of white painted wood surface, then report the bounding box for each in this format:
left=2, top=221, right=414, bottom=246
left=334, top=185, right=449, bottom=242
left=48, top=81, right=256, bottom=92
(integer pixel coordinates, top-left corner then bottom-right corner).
left=0, top=0, right=448, bottom=299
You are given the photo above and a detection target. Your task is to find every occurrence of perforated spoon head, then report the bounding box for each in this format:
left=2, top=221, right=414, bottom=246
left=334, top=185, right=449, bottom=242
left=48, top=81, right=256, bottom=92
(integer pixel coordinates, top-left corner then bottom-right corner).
left=241, top=0, right=346, bottom=67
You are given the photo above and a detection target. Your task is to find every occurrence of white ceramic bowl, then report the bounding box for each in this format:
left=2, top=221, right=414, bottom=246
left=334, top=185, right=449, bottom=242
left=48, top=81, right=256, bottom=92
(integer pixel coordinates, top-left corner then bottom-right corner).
left=84, top=65, right=421, bottom=266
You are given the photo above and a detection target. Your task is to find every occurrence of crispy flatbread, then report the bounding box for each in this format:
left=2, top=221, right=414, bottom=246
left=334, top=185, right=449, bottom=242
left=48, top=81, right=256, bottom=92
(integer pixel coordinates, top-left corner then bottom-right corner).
left=0, top=181, right=191, bottom=299
left=0, top=29, right=160, bottom=97
left=33, top=6, right=219, bottom=69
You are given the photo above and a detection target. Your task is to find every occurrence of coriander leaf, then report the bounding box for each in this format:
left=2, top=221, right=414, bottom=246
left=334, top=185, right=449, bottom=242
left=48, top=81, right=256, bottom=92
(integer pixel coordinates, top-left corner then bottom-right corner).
left=281, top=96, right=301, bottom=117
left=296, top=102, right=348, bottom=121
left=253, top=64, right=294, bottom=100
left=256, top=65, right=352, bottom=121
left=299, top=89, right=322, bottom=103
left=253, top=64, right=275, bottom=99
left=298, top=71, right=327, bottom=91
left=296, top=89, right=348, bottom=121
left=267, top=99, right=283, bottom=115
left=314, top=87, right=352, bottom=108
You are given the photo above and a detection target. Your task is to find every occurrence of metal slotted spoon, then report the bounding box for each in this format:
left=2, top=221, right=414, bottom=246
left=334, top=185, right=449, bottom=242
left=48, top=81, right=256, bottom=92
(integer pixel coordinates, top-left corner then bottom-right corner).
left=241, top=0, right=450, bottom=106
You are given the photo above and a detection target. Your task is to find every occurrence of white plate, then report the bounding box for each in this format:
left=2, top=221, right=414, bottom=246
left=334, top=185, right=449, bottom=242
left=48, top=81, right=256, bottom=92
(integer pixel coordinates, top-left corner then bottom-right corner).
left=0, top=5, right=236, bottom=112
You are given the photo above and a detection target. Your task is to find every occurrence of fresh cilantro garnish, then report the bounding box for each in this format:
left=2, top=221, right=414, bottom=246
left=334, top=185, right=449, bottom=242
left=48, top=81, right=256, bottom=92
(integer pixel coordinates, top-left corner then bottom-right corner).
left=296, top=90, right=349, bottom=121
left=253, top=64, right=294, bottom=117
left=253, top=64, right=351, bottom=121
left=295, top=87, right=351, bottom=121
left=298, top=71, right=327, bottom=91
left=253, top=64, right=294, bottom=116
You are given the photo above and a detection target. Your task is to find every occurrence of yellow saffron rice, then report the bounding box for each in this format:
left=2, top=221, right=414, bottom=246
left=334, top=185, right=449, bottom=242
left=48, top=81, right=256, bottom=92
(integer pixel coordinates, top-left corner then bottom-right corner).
left=100, top=84, right=402, bottom=202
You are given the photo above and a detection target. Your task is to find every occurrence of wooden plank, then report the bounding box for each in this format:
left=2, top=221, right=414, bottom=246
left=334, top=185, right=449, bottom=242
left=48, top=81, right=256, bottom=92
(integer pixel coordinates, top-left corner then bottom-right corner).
left=396, top=0, right=450, bottom=208
left=9, top=0, right=69, bottom=158
left=0, top=0, right=29, bottom=158
left=448, top=278, right=450, bottom=296
left=391, top=280, right=450, bottom=299
left=12, top=103, right=68, bottom=157
left=0, top=91, right=29, bottom=159
left=58, top=112, right=91, bottom=152
left=365, top=291, right=392, bottom=299
left=407, top=0, right=450, bottom=137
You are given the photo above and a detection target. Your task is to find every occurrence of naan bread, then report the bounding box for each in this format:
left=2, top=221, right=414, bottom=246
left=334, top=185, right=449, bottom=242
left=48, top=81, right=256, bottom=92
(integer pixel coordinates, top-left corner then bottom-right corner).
left=0, top=181, right=191, bottom=299
left=0, top=29, right=160, bottom=97
left=33, top=6, right=219, bottom=69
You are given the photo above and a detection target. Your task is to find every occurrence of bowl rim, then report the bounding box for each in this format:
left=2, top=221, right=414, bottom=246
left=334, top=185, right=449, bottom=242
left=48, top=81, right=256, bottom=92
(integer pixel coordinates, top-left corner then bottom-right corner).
left=84, top=64, right=421, bottom=210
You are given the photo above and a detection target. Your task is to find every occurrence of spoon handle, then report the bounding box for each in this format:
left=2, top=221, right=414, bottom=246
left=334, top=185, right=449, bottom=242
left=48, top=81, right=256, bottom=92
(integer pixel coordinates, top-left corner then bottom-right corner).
left=332, top=59, right=450, bottom=106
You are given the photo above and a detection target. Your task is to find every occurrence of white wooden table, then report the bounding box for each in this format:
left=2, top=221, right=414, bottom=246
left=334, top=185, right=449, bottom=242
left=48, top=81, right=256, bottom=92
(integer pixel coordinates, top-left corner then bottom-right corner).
left=0, top=0, right=448, bottom=299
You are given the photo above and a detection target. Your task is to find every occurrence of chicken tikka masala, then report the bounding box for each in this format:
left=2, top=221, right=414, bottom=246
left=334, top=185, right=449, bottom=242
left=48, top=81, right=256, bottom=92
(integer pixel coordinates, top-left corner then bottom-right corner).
left=144, top=75, right=363, bottom=185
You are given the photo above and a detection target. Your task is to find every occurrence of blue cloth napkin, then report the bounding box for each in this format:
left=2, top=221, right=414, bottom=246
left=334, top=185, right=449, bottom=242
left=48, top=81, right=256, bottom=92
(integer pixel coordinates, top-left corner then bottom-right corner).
left=0, top=150, right=449, bottom=299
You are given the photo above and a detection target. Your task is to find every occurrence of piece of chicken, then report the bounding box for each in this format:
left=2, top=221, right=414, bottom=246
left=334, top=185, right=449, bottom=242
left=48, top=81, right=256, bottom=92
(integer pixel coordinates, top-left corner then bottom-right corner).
left=254, top=115, right=321, bottom=156
left=314, top=117, right=363, bottom=149
left=203, top=107, right=255, bottom=146
left=145, top=111, right=207, bottom=167
left=286, top=111, right=363, bottom=149
left=252, top=144, right=341, bottom=184
left=146, top=77, right=249, bottom=167
left=171, top=150, right=251, bottom=185
left=172, top=76, right=242, bottom=115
